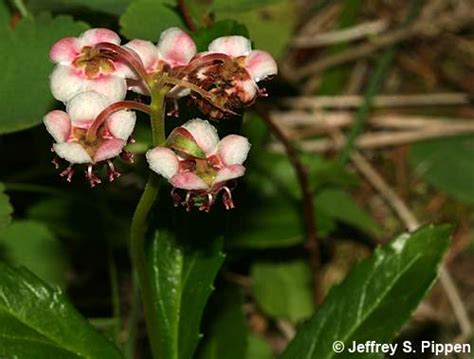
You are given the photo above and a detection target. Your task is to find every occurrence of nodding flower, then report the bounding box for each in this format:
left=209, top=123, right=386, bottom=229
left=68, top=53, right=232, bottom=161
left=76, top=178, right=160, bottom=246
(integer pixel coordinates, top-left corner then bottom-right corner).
left=43, top=91, right=136, bottom=186
left=181, top=35, right=278, bottom=119
left=49, top=28, right=132, bottom=103
left=146, top=118, right=251, bottom=211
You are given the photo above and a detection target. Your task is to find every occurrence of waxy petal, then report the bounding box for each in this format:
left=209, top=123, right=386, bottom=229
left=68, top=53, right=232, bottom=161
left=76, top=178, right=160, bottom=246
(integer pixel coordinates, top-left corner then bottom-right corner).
left=50, top=37, right=82, bottom=65
left=217, top=134, right=251, bottom=166
left=53, top=142, right=92, bottom=164
left=245, top=50, right=278, bottom=82
left=107, top=110, right=136, bottom=140
left=94, top=138, right=126, bottom=162
left=157, top=27, right=196, bottom=66
left=43, top=110, right=71, bottom=143
left=182, top=119, right=219, bottom=155
left=171, top=172, right=208, bottom=190
left=79, top=28, right=121, bottom=47
left=146, top=147, right=180, bottom=180
left=50, top=65, right=127, bottom=103
left=214, top=164, right=246, bottom=184
left=125, top=39, right=159, bottom=72
left=67, top=91, right=110, bottom=128
left=208, top=36, right=251, bottom=58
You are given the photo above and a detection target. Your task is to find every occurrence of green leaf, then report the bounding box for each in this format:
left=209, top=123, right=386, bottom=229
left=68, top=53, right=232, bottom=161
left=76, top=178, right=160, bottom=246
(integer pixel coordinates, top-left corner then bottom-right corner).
left=280, top=225, right=452, bottom=359
left=0, top=12, right=88, bottom=134
left=149, top=230, right=225, bottom=359
left=252, top=260, right=315, bottom=322
left=211, top=0, right=283, bottom=12
left=120, top=0, right=185, bottom=41
left=193, top=20, right=249, bottom=52
left=316, top=189, right=381, bottom=236
left=246, top=334, right=274, bottom=359
left=0, top=262, right=123, bottom=358
left=0, top=221, right=69, bottom=286
left=215, top=0, right=295, bottom=57
left=410, top=136, right=474, bottom=206
left=27, top=0, right=132, bottom=16
left=0, top=183, right=13, bottom=233
left=197, top=286, right=248, bottom=359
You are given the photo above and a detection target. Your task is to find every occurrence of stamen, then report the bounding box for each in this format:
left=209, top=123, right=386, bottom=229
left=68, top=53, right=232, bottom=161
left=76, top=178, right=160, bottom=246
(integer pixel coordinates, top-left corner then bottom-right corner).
left=107, top=161, right=121, bottom=182
left=222, top=186, right=235, bottom=210
left=85, top=164, right=102, bottom=187
left=183, top=191, right=193, bottom=212
left=171, top=188, right=181, bottom=207
left=120, top=150, right=135, bottom=164
left=51, top=156, right=60, bottom=170
left=199, top=193, right=214, bottom=213
left=59, top=165, right=75, bottom=182
left=258, top=87, right=269, bottom=97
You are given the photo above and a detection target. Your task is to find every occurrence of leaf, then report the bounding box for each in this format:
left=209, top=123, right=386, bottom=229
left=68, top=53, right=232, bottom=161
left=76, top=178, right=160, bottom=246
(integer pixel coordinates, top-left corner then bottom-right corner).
left=193, top=20, right=249, bottom=52
left=316, top=189, right=381, bottom=236
left=246, top=334, right=274, bottom=359
left=0, top=183, right=13, bottom=233
left=280, top=225, right=452, bottom=359
left=211, top=0, right=283, bottom=12
left=215, top=0, right=295, bottom=57
left=197, top=286, right=248, bottom=359
left=27, top=0, right=132, bottom=16
left=0, top=221, right=69, bottom=286
left=0, top=262, right=123, bottom=358
left=149, top=230, right=225, bottom=359
left=120, top=0, right=185, bottom=41
left=0, top=11, right=88, bottom=134
left=252, top=260, right=315, bottom=322
left=410, top=136, right=474, bottom=206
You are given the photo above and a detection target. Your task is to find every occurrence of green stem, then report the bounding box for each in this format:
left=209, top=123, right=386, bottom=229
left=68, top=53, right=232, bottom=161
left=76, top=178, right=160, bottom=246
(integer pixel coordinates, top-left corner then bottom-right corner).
left=11, top=0, right=30, bottom=18
left=129, top=86, right=168, bottom=359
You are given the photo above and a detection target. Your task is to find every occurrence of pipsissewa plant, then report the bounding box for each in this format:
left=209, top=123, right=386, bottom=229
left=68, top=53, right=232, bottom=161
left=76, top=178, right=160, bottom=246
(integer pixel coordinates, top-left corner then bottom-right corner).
left=43, top=26, right=277, bottom=357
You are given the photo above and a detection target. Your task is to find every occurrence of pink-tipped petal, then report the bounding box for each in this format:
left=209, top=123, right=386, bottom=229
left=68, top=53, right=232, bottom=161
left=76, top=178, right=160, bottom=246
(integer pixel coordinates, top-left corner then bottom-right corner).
left=236, top=79, right=258, bottom=103
left=49, top=37, right=82, bottom=65
left=182, top=119, right=219, bottom=155
left=214, top=164, right=246, bottom=184
left=43, top=110, right=71, bottom=143
left=53, top=143, right=92, bottom=164
left=217, top=134, right=251, bottom=166
left=67, top=91, right=110, bottom=128
left=146, top=147, right=180, bottom=180
left=157, top=27, right=197, bottom=66
left=79, top=28, right=121, bottom=47
left=245, top=50, right=278, bottom=82
left=208, top=36, right=251, bottom=58
left=87, top=75, right=127, bottom=102
left=107, top=110, right=136, bottom=140
left=94, top=139, right=126, bottom=162
left=170, top=172, right=208, bottom=190
left=125, top=39, right=159, bottom=73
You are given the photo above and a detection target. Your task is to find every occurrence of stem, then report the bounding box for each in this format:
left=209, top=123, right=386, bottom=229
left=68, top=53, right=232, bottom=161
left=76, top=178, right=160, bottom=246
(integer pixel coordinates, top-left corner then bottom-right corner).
left=129, top=87, right=168, bottom=359
left=178, top=0, right=197, bottom=32
left=86, top=101, right=151, bottom=143
left=11, top=0, right=30, bottom=18
left=255, top=104, right=322, bottom=304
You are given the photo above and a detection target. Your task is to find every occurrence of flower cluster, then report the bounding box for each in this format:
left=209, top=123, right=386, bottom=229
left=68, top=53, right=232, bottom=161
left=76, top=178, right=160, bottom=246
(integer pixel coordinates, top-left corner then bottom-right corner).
left=44, top=27, right=276, bottom=210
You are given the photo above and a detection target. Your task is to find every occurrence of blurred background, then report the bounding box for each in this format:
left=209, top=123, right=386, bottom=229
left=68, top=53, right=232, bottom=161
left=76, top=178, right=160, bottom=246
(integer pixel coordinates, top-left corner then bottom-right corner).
left=0, top=0, right=474, bottom=358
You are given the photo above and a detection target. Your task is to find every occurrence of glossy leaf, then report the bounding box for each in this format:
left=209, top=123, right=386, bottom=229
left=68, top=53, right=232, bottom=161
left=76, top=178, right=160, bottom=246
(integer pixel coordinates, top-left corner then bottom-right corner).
left=246, top=334, right=274, bottom=359
left=197, top=286, right=247, bottom=359
left=0, top=8, right=88, bottom=134
left=27, top=0, right=132, bottom=16
left=252, top=260, right=315, bottom=322
left=281, top=225, right=452, bottom=359
left=410, top=136, right=474, bottom=206
left=0, top=262, right=123, bottom=358
left=0, top=221, right=69, bottom=286
left=120, top=0, right=185, bottom=41
left=148, top=230, right=225, bottom=359
left=0, top=183, right=12, bottom=233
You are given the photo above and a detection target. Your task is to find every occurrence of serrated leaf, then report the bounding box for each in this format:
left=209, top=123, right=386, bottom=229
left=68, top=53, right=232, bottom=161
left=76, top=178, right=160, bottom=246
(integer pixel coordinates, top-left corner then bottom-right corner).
left=280, top=225, right=452, bottom=359
left=27, top=0, right=132, bottom=16
left=120, top=0, right=185, bottom=41
left=410, top=136, right=474, bottom=206
left=149, top=230, right=225, bottom=359
left=197, top=286, right=247, bottom=359
left=252, top=260, right=315, bottom=322
left=316, top=189, right=381, bottom=236
left=0, top=183, right=13, bottom=233
left=0, top=221, right=69, bottom=286
left=0, top=262, right=123, bottom=358
left=193, top=20, right=249, bottom=52
left=0, top=12, right=88, bottom=134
